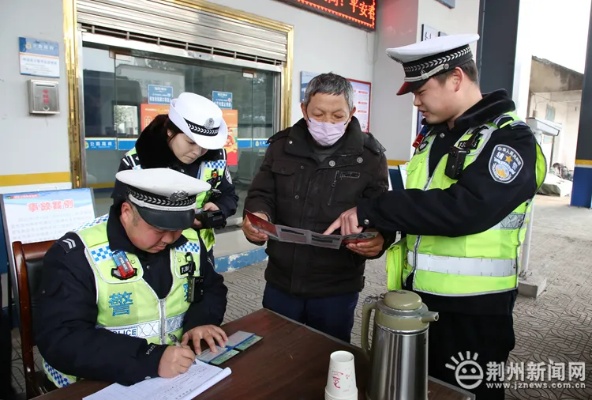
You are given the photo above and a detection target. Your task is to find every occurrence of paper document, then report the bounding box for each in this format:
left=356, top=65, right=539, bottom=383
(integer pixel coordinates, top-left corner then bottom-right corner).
left=83, top=361, right=231, bottom=400
left=245, top=211, right=377, bottom=249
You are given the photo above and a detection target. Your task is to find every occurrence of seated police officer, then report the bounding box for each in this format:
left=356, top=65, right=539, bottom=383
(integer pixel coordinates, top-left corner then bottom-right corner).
left=35, top=168, right=228, bottom=388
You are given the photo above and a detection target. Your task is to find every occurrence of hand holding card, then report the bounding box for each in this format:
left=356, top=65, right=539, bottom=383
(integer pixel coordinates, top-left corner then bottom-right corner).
left=344, top=230, right=384, bottom=258
left=341, top=231, right=379, bottom=245
left=244, top=210, right=278, bottom=241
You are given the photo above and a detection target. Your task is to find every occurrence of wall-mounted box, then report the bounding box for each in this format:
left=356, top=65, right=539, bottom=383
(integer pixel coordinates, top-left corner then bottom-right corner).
left=28, top=79, right=59, bottom=115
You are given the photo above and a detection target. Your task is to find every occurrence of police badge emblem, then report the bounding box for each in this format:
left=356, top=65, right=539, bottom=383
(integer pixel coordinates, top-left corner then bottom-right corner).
left=489, top=145, right=523, bottom=184
left=169, top=190, right=189, bottom=202
left=204, top=118, right=215, bottom=129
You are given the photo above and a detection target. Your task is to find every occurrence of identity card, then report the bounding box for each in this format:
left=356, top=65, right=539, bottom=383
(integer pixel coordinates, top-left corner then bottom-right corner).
left=235, top=335, right=262, bottom=351
left=210, top=349, right=240, bottom=366
left=195, top=346, right=228, bottom=363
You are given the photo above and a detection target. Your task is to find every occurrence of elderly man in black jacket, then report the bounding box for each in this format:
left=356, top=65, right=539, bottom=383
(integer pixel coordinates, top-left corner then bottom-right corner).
left=242, top=73, right=391, bottom=343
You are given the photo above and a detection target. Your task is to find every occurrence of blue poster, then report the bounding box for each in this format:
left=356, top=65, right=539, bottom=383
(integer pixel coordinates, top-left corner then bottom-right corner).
left=212, top=91, right=233, bottom=109
left=85, top=138, right=117, bottom=151
left=148, top=85, right=173, bottom=104
left=117, top=139, right=136, bottom=151
left=237, top=138, right=269, bottom=149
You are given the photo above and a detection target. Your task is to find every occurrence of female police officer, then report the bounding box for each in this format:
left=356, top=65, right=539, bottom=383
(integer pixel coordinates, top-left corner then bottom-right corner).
left=113, top=92, right=238, bottom=230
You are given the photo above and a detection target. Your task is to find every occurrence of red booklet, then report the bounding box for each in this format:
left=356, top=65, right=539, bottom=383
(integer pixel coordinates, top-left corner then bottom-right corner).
left=245, top=211, right=278, bottom=238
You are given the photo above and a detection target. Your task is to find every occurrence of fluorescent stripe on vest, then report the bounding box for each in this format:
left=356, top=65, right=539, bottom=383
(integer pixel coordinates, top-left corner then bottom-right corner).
left=123, top=148, right=142, bottom=170
left=403, top=112, right=547, bottom=296
left=43, top=217, right=202, bottom=388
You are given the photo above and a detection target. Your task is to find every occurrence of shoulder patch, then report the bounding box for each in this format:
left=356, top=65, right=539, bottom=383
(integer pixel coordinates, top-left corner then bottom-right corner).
left=489, top=145, right=524, bottom=184
left=58, top=237, right=78, bottom=253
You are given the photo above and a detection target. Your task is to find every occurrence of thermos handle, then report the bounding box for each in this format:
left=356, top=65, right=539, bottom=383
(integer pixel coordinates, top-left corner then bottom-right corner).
left=361, top=296, right=378, bottom=357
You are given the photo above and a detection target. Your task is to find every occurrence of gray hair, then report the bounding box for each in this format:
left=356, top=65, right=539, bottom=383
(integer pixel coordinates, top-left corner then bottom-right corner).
left=302, top=73, right=355, bottom=111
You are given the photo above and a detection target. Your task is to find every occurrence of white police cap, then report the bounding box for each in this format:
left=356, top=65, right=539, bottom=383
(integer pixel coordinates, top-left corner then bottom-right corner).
left=168, top=92, right=229, bottom=150
left=386, top=33, right=479, bottom=95
left=115, top=168, right=211, bottom=231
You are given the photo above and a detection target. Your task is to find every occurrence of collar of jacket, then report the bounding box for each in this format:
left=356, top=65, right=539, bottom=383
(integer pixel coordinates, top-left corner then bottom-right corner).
left=135, top=119, right=178, bottom=168
left=286, top=116, right=366, bottom=158
left=429, top=89, right=517, bottom=134
left=135, top=121, right=223, bottom=169
left=106, top=203, right=187, bottom=256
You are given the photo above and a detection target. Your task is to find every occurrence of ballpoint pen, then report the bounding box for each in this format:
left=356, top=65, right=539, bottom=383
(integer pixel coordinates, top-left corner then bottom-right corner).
left=168, top=333, right=197, bottom=364
left=168, top=333, right=181, bottom=347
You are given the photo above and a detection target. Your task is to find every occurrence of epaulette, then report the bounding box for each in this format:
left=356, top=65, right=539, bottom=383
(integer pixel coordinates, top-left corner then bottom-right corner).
left=363, top=132, right=386, bottom=155
left=493, top=113, right=529, bottom=130
left=494, top=114, right=513, bottom=128
left=507, top=120, right=529, bottom=129
left=57, top=233, right=83, bottom=254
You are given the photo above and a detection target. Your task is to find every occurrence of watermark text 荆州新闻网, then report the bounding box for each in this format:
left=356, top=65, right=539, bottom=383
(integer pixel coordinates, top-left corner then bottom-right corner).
left=445, top=351, right=587, bottom=391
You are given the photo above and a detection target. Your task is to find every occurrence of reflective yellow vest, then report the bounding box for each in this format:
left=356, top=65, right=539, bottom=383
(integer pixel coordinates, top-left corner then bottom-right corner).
left=43, top=216, right=206, bottom=388
left=400, top=112, right=547, bottom=296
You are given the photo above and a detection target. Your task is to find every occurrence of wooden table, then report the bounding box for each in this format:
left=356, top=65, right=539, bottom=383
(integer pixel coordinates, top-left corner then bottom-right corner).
left=33, top=309, right=474, bottom=400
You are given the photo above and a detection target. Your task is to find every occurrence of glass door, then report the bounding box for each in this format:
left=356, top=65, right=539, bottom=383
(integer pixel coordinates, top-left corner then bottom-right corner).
left=81, top=42, right=279, bottom=222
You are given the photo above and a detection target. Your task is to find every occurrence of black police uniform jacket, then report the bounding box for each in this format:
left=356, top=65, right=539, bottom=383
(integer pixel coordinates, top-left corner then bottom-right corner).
left=357, top=90, right=539, bottom=316
left=111, top=117, right=238, bottom=219
left=245, top=117, right=391, bottom=297
left=34, top=205, right=228, bottom=386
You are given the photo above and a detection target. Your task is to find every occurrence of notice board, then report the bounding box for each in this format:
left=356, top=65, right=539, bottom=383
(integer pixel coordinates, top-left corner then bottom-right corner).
left=1, top=188, right=96, bottom=316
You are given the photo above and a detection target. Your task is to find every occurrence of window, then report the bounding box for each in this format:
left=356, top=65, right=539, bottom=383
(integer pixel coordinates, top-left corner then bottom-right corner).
left=545, top=105, right=556, bottom=121
left=82, top=43, right=279, bottom=225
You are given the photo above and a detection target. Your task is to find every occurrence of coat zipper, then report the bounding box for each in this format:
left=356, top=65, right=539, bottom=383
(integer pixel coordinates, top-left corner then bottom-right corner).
left=327, top=170, right=340, bottom=206
left=159, top=299, right=166, bottom=344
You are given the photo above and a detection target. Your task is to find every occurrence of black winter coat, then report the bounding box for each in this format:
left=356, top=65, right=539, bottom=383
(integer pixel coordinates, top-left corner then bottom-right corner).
left=245, top=117, right=390, bottom=297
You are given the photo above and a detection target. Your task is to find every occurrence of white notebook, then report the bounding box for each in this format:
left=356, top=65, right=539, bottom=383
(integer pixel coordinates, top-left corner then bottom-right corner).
left=83, top=360, right=231, bottom=400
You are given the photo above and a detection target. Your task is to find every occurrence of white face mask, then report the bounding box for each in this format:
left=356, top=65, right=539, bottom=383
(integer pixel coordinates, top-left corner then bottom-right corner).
left=306, top=117, right=348, bottom=147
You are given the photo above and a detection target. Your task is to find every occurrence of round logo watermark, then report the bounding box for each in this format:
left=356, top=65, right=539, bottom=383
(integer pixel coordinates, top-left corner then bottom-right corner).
left=445, top=351, right=484, bottom=390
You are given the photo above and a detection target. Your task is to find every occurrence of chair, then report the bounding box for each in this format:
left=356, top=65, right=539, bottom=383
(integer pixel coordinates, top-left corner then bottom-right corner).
left=12, top=240, right=55, bottom=399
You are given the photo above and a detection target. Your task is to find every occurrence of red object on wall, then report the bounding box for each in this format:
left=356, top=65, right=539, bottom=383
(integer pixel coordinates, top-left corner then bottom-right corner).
left=275, top=0, right=376, bottom=31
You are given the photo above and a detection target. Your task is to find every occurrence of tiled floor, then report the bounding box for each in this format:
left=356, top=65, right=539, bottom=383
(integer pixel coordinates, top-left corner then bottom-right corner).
left=10, top=195, right=592, bottom=399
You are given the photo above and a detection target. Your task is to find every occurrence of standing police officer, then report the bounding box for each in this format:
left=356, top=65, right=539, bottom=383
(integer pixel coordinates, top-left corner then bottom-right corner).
left=36, top=168, right=228, bottom=388
left=326, top=34, right=546, bottom=399
left=113, top=92, right=238, bottom=230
